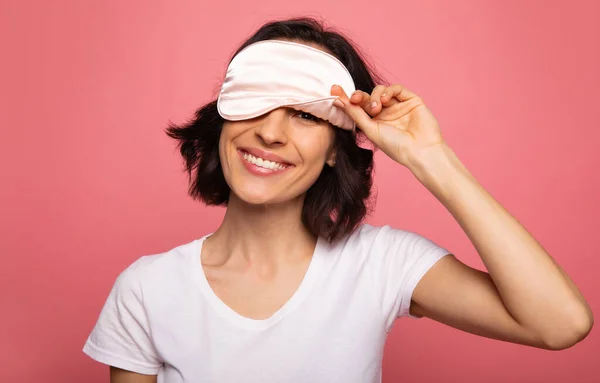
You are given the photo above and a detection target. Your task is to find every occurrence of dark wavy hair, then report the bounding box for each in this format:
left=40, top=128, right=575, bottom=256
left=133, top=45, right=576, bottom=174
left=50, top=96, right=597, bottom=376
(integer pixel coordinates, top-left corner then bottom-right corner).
left=166, top=17, right=385, bottom=242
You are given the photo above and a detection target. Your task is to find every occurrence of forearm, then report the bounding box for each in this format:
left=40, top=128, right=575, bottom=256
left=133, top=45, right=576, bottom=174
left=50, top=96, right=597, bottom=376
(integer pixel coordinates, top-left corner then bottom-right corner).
left=409, top=143, right=593, bottom=345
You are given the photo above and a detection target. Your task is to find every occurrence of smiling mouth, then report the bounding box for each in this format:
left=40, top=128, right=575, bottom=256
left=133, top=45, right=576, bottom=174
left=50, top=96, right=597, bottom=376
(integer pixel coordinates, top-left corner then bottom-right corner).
left=238, top=150, right=294, bottom=171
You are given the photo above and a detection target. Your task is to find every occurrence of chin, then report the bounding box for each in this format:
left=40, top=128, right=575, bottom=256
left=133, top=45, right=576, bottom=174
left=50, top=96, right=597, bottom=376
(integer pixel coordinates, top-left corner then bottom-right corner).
left=237, top=192, right=276, bottom=205
left=235, top=192, right=289, bottom=206
left=231, top=183, right=278, bottom=204
left=231, top=183, right=303, bottom=206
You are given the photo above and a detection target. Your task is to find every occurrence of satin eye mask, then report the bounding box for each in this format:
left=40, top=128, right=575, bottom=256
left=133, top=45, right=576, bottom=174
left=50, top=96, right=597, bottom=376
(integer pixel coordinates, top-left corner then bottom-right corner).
left=217, top=40, right=356, bottom=131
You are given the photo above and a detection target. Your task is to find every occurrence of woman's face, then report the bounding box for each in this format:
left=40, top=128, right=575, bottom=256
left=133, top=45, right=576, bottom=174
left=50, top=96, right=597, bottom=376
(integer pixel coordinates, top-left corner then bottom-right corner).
left=219, top=107, right=336, bottom=205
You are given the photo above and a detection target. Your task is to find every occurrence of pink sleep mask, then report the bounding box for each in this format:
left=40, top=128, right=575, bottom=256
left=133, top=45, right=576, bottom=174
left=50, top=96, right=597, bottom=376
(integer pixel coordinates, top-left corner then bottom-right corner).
left=217, top=40, right=356, bottom=131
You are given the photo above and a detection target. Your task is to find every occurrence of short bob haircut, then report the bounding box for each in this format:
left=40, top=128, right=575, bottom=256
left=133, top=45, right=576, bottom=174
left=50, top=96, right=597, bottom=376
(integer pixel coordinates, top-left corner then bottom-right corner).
left=166, top=17, right=386, bottom=242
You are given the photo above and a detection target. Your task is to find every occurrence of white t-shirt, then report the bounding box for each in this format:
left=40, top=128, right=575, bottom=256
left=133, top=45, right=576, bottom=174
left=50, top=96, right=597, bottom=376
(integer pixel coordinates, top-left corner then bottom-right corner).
left=83, top=224, right=450, bottom=383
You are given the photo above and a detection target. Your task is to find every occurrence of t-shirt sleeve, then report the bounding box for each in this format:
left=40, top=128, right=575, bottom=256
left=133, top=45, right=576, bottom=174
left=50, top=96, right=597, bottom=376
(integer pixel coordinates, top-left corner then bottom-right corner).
left=366, top=225, right=451, bottom=329
left=83, top=257, right=163, bottom=375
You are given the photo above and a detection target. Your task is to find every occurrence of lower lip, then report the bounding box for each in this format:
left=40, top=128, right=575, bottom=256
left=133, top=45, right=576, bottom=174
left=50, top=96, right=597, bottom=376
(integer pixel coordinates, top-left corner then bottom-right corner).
left=238, top=150, right=293, bottom=176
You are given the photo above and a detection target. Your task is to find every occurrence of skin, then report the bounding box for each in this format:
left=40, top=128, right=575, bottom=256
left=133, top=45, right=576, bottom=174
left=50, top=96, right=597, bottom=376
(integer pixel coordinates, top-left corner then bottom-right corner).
left=110, top=105, right=337, bottom=383
left=111, top=45, right=593, bottom=383
left=331, top=83, right=594, bottom=350
left=202, top=107, right=337, bottom=320
left=110, top=368, right=157, bottom=383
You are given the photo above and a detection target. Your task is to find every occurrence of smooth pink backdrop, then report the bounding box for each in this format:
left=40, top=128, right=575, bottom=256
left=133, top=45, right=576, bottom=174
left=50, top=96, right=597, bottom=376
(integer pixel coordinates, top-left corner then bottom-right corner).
left=1, top=0, right=598, bottom=382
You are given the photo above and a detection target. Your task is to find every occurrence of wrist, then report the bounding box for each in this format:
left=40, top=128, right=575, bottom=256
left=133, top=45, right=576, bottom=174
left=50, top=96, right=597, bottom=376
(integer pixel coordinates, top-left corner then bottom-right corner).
left=408, top=143, right=472, bottom=197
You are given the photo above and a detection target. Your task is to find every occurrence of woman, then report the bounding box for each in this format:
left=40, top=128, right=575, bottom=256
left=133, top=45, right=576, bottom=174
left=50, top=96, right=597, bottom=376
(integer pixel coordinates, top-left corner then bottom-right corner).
left=83, top=17, right=593, bottom=383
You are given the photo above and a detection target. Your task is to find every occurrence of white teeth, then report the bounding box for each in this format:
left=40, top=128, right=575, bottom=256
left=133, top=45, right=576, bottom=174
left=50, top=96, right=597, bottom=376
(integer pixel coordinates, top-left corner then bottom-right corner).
left=242, top=152, right=286, bottom=170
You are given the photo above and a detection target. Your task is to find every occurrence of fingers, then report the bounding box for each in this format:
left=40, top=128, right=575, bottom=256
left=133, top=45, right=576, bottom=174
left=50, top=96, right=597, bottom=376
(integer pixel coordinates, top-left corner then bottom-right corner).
left=346, top=84, right=419, bottom=116
left=331, top=85, right=379, bottom=137
left=365, top=85, right=387, bottom=115
left=347, top=86, right=389, bottom=117
left=349, top=90, right=371, bottom=110
left=383, top=84, right=420, bottom=102
left=329, top=83, right=423, bottom=140
left=331, top=83, right=420, bottom=102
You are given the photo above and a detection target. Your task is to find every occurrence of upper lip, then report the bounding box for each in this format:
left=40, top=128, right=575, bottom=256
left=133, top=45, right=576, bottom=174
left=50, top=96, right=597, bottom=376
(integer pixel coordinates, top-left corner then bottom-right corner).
left=238, top=147, right=293, bottom=165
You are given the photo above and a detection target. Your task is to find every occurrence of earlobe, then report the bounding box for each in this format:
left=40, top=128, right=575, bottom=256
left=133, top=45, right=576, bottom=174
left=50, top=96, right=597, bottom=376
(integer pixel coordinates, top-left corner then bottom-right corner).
left=326, top=143, right=336, bottom=167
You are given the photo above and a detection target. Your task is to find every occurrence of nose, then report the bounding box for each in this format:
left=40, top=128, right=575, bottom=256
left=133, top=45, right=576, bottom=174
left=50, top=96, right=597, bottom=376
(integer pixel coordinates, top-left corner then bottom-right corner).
left=255, top=108, right=288, bottom=146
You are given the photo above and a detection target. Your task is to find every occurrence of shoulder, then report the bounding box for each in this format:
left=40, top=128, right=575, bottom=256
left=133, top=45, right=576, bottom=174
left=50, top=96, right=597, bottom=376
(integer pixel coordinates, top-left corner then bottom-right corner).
left=341, top=223, right=417, bottom=249
left=114, top=238, right=202, bottom=293
left=321, top=224, right=400, bottom=265
left=335, top=223, right=448, bottom=263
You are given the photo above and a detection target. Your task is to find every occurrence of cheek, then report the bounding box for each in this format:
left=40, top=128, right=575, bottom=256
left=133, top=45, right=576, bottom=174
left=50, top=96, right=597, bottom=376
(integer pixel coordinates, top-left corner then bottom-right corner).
left=294, top=128, right=335, bottom=163
left=218, top=129, right=228, bottom=169
left=218, top=124, right=237, bottom=179
left=219, top=122, right=242, bottom=162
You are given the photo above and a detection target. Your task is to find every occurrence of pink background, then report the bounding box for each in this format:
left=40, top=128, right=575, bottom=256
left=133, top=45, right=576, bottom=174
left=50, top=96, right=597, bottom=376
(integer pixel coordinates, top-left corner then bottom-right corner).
left=1, top=0, right=598, bottom=382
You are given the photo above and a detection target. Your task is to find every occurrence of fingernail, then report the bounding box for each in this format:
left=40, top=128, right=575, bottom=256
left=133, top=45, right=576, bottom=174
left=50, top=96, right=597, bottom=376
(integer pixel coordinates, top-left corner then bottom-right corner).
left=371, top=101, right=377, bottom=109
left=381, top=93, right=387, bottom=97
left=334, top=99, right=344, bottom=108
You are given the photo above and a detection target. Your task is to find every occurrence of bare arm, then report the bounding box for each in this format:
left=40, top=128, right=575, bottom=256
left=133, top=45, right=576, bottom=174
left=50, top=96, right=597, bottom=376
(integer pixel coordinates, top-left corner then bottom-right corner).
left=409, top=143, right=593, bottom=350
left=330, top=82, right=593, bottom=350
left=110, top=367, right=157, bottom=383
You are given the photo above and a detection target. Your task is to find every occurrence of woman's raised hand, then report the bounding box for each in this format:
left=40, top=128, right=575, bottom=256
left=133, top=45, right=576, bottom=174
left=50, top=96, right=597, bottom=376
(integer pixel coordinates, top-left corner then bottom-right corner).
left=332, top=84, right=446, bottom=170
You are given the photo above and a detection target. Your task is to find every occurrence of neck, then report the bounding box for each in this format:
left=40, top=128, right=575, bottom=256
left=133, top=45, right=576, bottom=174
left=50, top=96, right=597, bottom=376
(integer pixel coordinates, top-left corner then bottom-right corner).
left=206, top=193, right=317, bottom=266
